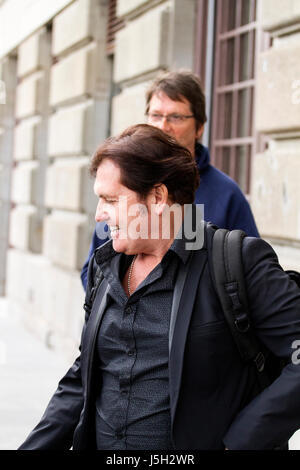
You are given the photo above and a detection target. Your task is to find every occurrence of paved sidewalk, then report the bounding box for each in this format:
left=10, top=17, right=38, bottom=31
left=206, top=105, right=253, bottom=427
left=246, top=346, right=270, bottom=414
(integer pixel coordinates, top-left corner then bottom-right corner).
left=0, top=297, right=70, bottom=450
left=1, top=296, right=300, bottom=451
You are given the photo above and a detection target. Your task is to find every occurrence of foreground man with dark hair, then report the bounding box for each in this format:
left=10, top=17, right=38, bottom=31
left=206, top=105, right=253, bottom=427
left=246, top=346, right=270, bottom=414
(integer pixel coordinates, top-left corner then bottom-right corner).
left=20, top=125, right=300, bottom=450
left=80, top=70, right=259, bottom=290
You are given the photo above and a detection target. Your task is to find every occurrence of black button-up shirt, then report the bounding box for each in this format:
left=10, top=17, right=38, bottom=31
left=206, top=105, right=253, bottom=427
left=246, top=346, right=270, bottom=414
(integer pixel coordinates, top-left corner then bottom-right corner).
left=94, top=237, right=190, bottom=450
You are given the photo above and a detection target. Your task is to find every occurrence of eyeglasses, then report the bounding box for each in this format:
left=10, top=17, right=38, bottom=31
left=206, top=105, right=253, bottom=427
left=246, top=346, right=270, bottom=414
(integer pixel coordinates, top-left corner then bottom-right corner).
left=147, top=112, right=194, bottom=125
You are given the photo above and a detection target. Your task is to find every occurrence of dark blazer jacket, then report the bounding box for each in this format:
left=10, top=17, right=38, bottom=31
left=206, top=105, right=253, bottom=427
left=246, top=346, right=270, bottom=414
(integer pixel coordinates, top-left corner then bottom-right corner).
left=19, top=224, right=300, bottom=450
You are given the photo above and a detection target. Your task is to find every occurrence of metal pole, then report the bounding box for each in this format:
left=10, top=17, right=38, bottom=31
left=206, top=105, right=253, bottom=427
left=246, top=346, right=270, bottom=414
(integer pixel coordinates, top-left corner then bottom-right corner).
left=202, top=0, right=215, bottom=148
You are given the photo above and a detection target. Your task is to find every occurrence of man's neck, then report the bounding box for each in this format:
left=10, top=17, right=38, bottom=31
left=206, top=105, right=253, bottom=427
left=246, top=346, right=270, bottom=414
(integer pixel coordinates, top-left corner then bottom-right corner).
left=188, top=144, right=195, bottom=158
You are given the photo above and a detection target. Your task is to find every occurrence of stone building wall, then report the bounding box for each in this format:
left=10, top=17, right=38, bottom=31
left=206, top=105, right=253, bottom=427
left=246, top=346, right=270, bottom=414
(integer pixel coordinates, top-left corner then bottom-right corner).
left=0, top=56, right=17, bottom=296
left=251, top=0, right=300, bottom=271
left=0, top=0, right=198, bottom=359
left=1, top=0, right=300, bottom=360
left=111, top=0, right=196, bottom=134
left=1, top=0, right=111, bottom=361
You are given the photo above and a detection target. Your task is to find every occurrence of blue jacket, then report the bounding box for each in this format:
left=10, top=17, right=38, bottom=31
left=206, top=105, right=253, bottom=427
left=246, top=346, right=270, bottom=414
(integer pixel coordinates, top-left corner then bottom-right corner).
left=81, top=143, right=259, bottom=289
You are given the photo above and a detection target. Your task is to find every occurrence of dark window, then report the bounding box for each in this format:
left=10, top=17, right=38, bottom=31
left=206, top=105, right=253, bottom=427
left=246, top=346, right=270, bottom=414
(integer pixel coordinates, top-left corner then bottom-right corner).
left=195, top=0, right=270, bottom=195
left=106, top=0, right=125, bottom=56
left=211, top=0, right=257, bottom=194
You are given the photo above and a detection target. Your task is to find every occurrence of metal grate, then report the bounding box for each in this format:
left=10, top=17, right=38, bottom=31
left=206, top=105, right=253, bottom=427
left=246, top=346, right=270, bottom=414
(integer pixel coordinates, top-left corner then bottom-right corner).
left=106, top=0, right=125, bottom=56
left=194, top=0, right=209, bottom=89
left=210, top=0, right=258, bottom=194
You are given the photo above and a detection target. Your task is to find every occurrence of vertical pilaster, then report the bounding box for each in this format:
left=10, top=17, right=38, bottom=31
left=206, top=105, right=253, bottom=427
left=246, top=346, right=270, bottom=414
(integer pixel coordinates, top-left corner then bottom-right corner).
left=251, top=0, right=300, bottom=270
left=0, top=56, right=17, bottom=295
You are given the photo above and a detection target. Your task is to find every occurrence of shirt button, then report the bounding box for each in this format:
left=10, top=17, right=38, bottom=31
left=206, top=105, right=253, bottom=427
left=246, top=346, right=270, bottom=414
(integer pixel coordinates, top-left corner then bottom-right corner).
left=115, top=432, right=124, bottom=440
left=121, top=390, right=128, bottom=396
left=127, top=350, right=135, bottom=356
left=125, top=306, right=132, bottom=314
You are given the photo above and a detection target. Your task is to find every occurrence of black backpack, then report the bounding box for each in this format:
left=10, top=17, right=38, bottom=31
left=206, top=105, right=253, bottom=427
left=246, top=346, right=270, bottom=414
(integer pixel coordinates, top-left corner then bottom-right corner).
left=211, top=228, right=300, bottom=391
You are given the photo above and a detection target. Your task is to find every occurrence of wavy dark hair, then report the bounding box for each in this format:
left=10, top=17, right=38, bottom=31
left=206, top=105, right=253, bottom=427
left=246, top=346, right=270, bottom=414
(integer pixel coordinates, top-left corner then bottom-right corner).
left=90, top=124, right=199, bottom=205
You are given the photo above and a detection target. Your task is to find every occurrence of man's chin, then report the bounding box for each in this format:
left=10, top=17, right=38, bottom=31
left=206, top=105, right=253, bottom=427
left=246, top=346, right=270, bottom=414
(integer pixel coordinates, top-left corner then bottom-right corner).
left=112, top=239, right=129, bottom=254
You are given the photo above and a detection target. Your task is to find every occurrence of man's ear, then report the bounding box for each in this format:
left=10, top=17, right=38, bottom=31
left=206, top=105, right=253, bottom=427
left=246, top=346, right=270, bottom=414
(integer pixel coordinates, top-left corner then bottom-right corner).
left=153, top=184, right=169, bottom=216
left=196, top=124, right=204, bottom=139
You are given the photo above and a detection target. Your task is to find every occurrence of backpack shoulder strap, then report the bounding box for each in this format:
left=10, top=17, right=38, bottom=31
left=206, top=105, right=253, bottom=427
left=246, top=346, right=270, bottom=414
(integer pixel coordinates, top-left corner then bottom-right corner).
left=83, top=251, right=104, bottom=318
left=212, top=228, right=266, bottom=373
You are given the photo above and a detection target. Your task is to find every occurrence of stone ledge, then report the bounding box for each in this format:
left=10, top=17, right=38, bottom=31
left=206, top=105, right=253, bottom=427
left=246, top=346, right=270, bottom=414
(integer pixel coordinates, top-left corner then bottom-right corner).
left=49, top=42, right=107, bottom=106
left=255, top=45, right=300, bottom=133
left=11, top=161, right=39, bottom=205
left=17, top=28, right=50, bottom=78
left=52, top=0, right=107, bottom=57
left=52, top=0, right=93, bottom=57
left=47, top=99, right=108, bottom=157
left=9, top=205, right=42, bottom=253
left=45, top=156, right=96, bottom=213
left=111, top=81, right=149, bottom=135
left=117, top=0, right=151, bottom=17
left=13, top=116, right=41, bottom=161
left=250, top=144, right=300, bottom=241
left=41, top=262, right=85, bottom=356
left=6, top=249, right=50, bottom=311
left=114, top=5, right=170, bottom=83
left=260, top=0, right=300, bottom=33
left=43, top=210, right=94, bottom=270
left=5, top=250, right=84, bottom=362
left=15, top=72, right=45, bottom=120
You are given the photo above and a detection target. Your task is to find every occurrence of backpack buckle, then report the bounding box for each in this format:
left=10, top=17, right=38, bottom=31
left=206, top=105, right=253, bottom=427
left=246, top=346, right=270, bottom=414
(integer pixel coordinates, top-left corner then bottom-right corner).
left=234, top=313, right=250, bottom=333
left=254, top=351, right=265, bottom=372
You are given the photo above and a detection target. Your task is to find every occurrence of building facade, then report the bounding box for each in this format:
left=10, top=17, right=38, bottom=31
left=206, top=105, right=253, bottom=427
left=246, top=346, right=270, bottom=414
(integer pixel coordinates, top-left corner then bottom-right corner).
left=0, top=0, right=300, bottom=360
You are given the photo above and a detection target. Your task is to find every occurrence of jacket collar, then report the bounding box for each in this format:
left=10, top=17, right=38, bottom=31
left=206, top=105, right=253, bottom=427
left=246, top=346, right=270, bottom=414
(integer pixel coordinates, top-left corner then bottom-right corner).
left=195, top=142, right=210, bottom=172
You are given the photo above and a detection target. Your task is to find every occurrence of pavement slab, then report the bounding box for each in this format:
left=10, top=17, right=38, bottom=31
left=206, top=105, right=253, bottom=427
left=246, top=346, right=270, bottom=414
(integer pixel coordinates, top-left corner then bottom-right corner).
left=0, top=296, right=300, bottom=451
left=0, top=297, right=70, bottom=450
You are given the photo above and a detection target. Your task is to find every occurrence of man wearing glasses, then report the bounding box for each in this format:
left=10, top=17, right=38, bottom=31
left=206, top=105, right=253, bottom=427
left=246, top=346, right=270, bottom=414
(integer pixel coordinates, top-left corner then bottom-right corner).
left=81, top=70, right=259, bottom=290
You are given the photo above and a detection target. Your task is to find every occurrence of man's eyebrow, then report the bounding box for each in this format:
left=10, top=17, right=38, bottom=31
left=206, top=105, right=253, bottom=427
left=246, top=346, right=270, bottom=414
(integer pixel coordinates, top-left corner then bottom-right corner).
left=95, top=192, right=117, bottom=199
left=149, top=110, right=178, bottom=115
left=148, top=106, right=162, bottom=112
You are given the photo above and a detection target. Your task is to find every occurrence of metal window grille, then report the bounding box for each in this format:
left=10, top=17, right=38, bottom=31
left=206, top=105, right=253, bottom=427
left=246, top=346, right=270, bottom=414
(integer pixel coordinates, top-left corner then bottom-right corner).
left=195, top=0, right=269, bottom=194
left=211, top=0, right=259, bottom=194
left=106, top=0, right=124, bottom=56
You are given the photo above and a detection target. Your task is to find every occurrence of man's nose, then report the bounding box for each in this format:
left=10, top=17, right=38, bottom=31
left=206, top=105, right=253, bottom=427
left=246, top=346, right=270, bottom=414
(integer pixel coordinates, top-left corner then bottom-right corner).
left=95, top=200, right=107, bottom=222
left=156, top=116, right=172, bottom=132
